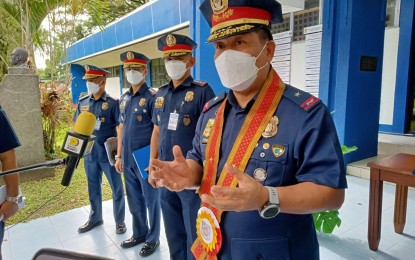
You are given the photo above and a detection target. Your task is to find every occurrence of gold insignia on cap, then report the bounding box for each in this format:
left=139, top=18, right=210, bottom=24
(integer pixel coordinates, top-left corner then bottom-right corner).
left=80, top=106, right=89, bottom=112
left=139, top=98, right=146, bottom=106
left=211, top=0, right=228, bottom=14
left=262, top=116, right=279, bottom=138
left=185, top=91, right=194, bottom=102
left=183, top=115, right=191, bottom=126
left=253, top=168, right=267, bottom=182
left=102, top=102, right=108, bottom=110
left=84, top=64, right=90, bottom=72
left=272, top=144, right=285, bottom=158
left=155, top=97, right=164, bottom=108
left=166, top=34, right=176, bottom=47
left=127, top=51, right=134, bottom=61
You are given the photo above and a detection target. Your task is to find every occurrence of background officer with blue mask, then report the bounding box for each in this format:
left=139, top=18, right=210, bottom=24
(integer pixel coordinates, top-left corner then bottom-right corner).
left=115, top=52, right=160, bottom=257
left=0, top=106, right=21, bottom=259
left=149, top=0, right=348, bottom=259
left=74, top=65, right=126, bottom=235
left=148, top=34, right=215, bottom=260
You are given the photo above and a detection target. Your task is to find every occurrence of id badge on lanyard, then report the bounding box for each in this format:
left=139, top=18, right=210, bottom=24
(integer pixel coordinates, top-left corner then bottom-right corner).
left=168, top=112, right=179, bottom=131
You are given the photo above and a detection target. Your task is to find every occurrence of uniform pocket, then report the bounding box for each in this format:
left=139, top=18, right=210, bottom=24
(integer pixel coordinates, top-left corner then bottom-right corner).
left=231, top=237, right=289, bottom=260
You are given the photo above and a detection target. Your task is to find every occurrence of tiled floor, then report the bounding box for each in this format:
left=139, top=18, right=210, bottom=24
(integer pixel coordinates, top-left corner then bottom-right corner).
left=3, top=175, right=415, bottom=259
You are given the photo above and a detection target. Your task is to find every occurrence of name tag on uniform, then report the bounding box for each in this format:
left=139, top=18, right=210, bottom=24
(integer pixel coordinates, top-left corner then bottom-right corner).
left=95, top=118, right=101, bottom=130
left=168, top=112, right=179, bottom=131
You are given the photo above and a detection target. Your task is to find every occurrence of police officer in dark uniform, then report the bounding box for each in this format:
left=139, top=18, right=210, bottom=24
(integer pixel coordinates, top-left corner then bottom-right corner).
left=148, top=34, right=215, bottom=260
left=150, top=0, right=348, bottom=259
left=75, top=65, right=126, bottom=235
left=115, top=52, right=160, bottom=257
left=0, top=106, right=21, bottom=258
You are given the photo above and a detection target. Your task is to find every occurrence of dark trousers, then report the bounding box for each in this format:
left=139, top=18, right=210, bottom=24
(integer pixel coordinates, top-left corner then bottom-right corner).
left=124, top=165, right=160, bottom=242
left=160, top=188, right=200, bottom=260
left=84, top=161, right=125, bottom=225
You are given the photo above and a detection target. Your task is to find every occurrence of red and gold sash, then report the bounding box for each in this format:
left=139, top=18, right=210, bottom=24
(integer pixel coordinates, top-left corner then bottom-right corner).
left=191, top=70, right=286, bottom=259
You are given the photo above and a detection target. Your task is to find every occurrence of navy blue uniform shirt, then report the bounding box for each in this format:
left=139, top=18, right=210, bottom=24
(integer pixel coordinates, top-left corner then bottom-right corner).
left=119, top=83, right=155, bottom=167
left=187, top=85, right=347, bottom=259
left=152, top=76, right=215, bottom=161
left=0, top=106, right=21, bottom=153
left=74, top=92, right=119, bottom=162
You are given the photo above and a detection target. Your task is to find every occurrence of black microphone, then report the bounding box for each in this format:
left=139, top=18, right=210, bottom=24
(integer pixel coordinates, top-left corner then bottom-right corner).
left=60, top=112, right=96, bottom=186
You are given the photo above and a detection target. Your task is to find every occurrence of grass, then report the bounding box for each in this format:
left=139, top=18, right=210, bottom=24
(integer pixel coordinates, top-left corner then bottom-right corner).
left=6, top=161, right=114, bottom=227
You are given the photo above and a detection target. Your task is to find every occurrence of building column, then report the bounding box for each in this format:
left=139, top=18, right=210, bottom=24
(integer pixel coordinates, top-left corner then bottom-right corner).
left=320, top=0, right=387, bottom=164
left=190, top=0, right=222, bottom=94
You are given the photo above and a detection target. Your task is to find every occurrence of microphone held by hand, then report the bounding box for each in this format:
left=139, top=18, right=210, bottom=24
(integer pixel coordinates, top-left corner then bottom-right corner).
left=61, top=112, right=96, bottom=186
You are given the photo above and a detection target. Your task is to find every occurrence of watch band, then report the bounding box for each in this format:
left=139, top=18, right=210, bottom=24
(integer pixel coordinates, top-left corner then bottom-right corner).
left=267, top=186, right=279, bottom=205
left=6, top=195, right=23, bottom=204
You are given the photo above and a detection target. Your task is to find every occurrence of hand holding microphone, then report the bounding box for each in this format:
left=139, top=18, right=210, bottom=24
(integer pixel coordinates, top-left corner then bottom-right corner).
left=61, top=112, right=96, bottom=186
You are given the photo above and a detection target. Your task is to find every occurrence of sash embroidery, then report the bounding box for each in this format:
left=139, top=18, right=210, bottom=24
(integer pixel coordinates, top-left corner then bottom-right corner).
left=191, top=70, right=286, bottom=259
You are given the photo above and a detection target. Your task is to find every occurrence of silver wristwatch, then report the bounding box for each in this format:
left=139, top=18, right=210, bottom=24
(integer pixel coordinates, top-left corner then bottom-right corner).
left=259, top=186, right=280, bottom=219
left=6, top=195, right=23, bottom=204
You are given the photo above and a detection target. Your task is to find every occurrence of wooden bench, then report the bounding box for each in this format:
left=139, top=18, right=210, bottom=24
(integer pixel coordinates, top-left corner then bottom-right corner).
left=367, top=153, right=415, bottom=251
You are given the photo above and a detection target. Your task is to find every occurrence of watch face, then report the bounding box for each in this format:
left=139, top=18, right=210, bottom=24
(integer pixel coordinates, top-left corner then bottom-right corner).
left=263, top=205, right=280, bottom=219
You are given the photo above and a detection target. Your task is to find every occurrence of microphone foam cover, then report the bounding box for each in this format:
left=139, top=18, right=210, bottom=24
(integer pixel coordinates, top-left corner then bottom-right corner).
left=74, top=112, right=96, bottom=136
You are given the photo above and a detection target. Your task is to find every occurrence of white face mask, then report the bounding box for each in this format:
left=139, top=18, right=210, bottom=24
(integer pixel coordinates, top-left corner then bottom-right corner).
left=126, top=70, right=144, bottom=85
left=214, top=43, right=269, bottom=91
left=165, top=59, right=190, bottom=80
left=86, top=80, right=102, bottom=95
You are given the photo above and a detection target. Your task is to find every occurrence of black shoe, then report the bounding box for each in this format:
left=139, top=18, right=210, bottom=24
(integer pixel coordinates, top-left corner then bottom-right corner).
left=139, top=241, right=160, bottom=257
left=78, top=220, right=103, bottom=233
left=120, top=236, right=146, bottom=249
left=115, top=223, right=127, bottom=234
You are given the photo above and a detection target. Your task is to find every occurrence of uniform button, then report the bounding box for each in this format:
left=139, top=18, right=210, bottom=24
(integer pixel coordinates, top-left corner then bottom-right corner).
left=260, top=152, right=265, bottom=158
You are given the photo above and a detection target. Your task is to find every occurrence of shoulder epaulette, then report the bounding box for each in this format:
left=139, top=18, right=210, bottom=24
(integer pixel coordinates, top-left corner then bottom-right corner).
left=147, top=88, right=157, bottom=96
left=106, top=94, right=118, bottom=101
left=203, top=92, right=227, bottom=113
left=193, top=80, right=208, bottom=87
left=283, top=85, right=321, bottom=112
left=78, top=94, right=90, bottom=101
left=120, top=92, right=128, bottom=100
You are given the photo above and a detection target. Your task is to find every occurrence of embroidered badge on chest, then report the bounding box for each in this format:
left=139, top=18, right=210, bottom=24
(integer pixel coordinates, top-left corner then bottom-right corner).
left=155, top=97, right=164, bottom=108
left=80, top=106, right=89, bottom=112
left=262, top=116, right=279, bottom=138
left=185, top=91, right=194, bottom=102
left=272, top=144, right=285, bottom=158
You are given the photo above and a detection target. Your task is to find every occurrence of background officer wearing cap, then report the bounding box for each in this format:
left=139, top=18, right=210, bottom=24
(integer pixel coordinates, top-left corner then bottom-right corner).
left=0, top=106, right=21, bottom=258
left=115, top=51, right=160, bottom=256
left=74, top=65, right=126, bottom=235
left=150, top=0, right=347, bottom=259
left=148, top=33, right=215, bottom=260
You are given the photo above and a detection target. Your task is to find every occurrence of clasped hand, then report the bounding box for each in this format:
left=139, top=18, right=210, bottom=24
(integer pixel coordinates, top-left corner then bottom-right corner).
left=149, top=145, right=269, bottom=212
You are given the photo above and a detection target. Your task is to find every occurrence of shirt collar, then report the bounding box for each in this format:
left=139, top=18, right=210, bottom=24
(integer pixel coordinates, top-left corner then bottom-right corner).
left=128, top=83, right=149, bottom=96
left=227, top=90, right=257, bottom=112
left=168, top=75, right=194, bottom=90
left=89, top=91, right=108, bottom=101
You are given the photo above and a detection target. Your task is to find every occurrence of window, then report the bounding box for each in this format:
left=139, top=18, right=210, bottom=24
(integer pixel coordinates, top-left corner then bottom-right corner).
left=150, top=58, right=169, bottom=89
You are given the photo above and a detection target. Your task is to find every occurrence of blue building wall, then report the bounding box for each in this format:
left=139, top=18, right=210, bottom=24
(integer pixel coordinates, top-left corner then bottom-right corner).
left=69, top=0, right=197, bottom=102
left=320, top=0, right=387, bottom=164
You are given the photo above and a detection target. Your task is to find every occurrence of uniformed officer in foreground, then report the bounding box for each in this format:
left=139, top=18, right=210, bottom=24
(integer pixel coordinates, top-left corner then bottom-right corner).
left=0, top=106, right=21, bottom=259
left=150, top=0, right=347, bottom=259
left=75, top=65, right=126, bottom=235
left=115, top=52, right=160, bottom=257
left=148, top=34, right=215, bottom=259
